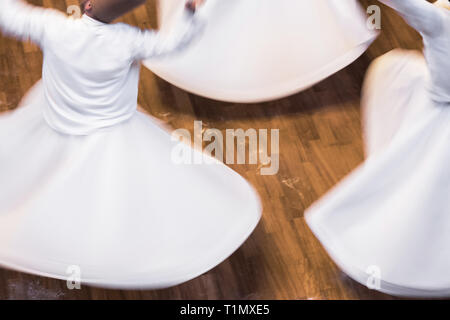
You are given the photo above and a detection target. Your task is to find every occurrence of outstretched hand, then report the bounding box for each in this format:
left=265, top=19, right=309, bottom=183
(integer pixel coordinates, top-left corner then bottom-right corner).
left=185, top=0, right=206, bottom=13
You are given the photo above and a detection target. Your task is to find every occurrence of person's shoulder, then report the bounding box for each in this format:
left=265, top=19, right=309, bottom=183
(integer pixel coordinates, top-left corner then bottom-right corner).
left=112, top=22, right=140, bottom=33
left=39, top=8, right=72, bottom=39
left=111, top=22, right=152, bottom=41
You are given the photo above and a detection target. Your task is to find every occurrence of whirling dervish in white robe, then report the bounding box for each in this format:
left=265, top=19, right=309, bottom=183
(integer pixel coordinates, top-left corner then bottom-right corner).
left=306, top=0, right=450, bottom=297
left=144, top=0, right=378, bottom=103
left=0, top=0, right=261, bottom=289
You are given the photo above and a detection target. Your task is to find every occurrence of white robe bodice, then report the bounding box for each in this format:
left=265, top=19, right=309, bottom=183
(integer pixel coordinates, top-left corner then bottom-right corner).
left=0, top=0, right=202, bottom=135
left=380, top=0, right=450, bottom=103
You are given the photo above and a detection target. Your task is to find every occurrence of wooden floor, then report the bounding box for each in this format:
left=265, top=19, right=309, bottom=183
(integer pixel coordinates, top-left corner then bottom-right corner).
left=0, top=1, right=424, bottom=299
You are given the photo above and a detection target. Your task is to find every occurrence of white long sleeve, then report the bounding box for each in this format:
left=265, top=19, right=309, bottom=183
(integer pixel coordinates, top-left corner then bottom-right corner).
left=378, top=0, right=445, bottom=37
left=0, top=0, right=65, bottom=45
left=0, top=0, right=203, bottom=60
left=378, top=0, right=450, bottom=103
left=132, top=9, right=204, bottom=61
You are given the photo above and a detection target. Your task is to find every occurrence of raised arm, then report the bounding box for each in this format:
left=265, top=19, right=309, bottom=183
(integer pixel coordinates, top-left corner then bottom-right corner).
left=0, top=0, right=65, bottom=45
left=132, top=5, right=205, bottom=61
left=378, top=0, right=445, bottom=37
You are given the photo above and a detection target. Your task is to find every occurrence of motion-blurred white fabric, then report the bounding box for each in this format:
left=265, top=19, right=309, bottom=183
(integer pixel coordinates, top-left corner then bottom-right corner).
left=144, top=0, right=378, bottom=103
left=0, top=0, right=203, bottom=135
left=306, top=0, right=450, bottom=297
left=0, top=0, right=261, bottom=288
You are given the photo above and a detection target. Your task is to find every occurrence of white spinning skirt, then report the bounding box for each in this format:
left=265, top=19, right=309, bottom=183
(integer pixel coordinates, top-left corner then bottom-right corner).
left=306, top=50, right=450, bottom=297
left=0, top=82, right=262, bottom=288
left=144, top=0, right=377, bottom=103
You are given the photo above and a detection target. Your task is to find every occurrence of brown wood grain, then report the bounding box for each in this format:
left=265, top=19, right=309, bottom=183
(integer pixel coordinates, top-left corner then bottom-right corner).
left=0, top=0, right=423, bottom=300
